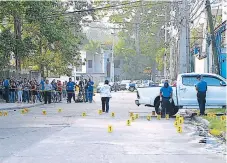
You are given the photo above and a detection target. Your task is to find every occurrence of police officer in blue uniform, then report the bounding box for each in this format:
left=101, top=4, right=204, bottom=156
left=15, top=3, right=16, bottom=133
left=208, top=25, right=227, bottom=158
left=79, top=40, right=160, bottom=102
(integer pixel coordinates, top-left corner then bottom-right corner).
left=160, top=80, right=173, bottom=118
left=66, top=78, right=75, bottom=103
left=195, top=75, right=207, bottom=116
left=87, top=78, right=94, bottom=103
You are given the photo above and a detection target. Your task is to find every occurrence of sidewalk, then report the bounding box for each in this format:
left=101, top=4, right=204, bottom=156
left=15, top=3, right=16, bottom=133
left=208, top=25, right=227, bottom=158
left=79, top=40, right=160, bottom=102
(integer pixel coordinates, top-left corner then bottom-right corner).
left=0, top=102, right=43, bottom=111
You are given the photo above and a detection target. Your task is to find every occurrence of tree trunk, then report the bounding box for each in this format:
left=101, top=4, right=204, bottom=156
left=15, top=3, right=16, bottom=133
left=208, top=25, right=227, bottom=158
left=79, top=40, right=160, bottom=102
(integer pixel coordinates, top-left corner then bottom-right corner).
left=13, top=13, right=22, bottom=71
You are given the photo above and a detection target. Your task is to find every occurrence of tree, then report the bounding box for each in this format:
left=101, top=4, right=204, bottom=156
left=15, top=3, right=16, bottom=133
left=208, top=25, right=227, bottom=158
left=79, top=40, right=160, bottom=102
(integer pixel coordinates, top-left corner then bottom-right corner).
left=93, top=1, right=170, bottom=79
left=0, top=1, right=92, bottom=77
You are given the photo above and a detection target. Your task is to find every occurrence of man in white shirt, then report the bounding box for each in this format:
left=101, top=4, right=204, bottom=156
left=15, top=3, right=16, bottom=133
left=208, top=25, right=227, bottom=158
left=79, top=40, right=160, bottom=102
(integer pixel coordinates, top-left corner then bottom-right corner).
left=100, top=80, right=111, bottom=113
left=44, top=80, right=52, bottom=104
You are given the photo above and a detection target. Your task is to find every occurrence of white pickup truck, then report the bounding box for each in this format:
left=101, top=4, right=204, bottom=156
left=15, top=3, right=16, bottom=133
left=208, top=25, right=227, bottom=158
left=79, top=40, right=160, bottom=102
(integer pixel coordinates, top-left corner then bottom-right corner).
left=135, top=73, right=226, bottom=115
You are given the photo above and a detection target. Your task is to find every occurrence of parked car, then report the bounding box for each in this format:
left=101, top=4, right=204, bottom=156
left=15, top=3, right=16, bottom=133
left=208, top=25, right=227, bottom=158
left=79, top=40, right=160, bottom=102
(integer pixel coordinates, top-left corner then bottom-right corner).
left=120, top=80, right=131, bottom=90
left=135, top=73, right=226, bottom=115
left=112, top=82, right=120, bottom=91
left=96, top=82, right=104, bottom=93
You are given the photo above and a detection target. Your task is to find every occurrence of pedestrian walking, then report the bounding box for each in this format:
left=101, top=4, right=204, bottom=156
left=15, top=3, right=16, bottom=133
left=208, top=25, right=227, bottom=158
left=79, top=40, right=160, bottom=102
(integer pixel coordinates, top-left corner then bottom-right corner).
left=160, top=80, right=173, bottom=118
left=100, top=80, right=111, bottom=113
left=195, top=75, right=207, bottom=116
left=44, top=80, right=52, bottom=104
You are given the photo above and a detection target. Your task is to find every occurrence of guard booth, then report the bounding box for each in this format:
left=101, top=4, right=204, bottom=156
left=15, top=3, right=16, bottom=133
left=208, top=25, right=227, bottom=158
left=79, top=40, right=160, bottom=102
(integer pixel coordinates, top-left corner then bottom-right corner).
left=215, top=21, right=226, bottom=78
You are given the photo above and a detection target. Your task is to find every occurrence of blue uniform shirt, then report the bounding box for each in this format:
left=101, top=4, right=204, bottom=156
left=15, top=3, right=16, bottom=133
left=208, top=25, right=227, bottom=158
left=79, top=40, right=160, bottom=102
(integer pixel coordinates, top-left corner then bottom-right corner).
left=67, top=82, right=75, bottom=91
left=196, top=80, right=207, bottom=92
left=3, top=79, right=9, bottom=87
left=40, top=80, right=45, bottom=90
left=88, top=81, right=94, bottom=91
left=160, top=86, right=173, bottom=98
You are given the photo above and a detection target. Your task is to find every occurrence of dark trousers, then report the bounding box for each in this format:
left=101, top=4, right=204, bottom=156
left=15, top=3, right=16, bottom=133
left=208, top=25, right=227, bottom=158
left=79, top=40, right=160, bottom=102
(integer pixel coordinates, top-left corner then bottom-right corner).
left=101, top=97, right=110, bottom=113
left=4, top=87, right=9, bottom=103
left=44, top=91, right=51, bottom=104
left=67, top=91, right=73, bottom=103
left=161, top=97, right=170, bottom=117
left=197, top=92, right=206, bottom=115
left=88, top=89, right=93, bottom=103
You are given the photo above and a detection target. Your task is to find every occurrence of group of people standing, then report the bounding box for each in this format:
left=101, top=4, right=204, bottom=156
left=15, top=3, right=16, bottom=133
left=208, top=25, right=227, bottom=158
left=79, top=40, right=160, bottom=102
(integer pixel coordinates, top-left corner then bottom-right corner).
left=1, top=77, right=41, bottom=103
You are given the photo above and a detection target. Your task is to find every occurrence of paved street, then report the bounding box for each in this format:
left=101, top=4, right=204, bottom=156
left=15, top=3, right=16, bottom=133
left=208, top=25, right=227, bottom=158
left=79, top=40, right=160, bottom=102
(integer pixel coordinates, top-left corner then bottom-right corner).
left=0, top=92, right=226, bottom=163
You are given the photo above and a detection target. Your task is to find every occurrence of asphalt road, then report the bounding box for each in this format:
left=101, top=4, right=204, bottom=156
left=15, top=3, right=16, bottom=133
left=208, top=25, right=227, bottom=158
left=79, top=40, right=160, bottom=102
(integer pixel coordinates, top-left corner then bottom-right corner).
left=0, top=91, right=226, bottom=163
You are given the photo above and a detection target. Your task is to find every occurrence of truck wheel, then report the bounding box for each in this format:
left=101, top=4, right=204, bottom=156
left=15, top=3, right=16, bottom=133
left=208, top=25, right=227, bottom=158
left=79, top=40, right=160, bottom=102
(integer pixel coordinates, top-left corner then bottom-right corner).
left=154, top=99, right=179, bottom=116
left=129, top=87, right=135, bottom=92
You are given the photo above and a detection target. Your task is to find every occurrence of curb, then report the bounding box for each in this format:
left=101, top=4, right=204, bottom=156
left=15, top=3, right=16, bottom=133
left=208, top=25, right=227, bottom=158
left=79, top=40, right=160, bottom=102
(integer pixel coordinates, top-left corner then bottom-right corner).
left=0, top=103, right=43, bottom=111
left=186, top=110, right=226, bottom=141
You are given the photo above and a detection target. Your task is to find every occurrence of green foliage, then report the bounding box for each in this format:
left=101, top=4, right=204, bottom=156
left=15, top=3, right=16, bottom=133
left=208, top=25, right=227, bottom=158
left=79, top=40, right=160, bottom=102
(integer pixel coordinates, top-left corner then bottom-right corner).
left=0, top=1, right=90, bottom=77
left=94, top=1, right=168, bottom=79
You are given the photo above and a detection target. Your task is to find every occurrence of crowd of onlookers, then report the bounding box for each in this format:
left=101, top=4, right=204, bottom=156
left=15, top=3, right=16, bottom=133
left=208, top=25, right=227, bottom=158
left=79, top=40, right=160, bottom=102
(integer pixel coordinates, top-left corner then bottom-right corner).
left=0, top=77, right=67, bottom=104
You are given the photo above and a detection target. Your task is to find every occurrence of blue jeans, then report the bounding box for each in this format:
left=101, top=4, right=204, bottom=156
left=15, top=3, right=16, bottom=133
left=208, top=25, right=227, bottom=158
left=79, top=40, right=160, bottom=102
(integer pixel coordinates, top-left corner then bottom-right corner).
left=85, top=89, right=88, bottom=102
left=10, top=91, right=15, bottom=103
left=88, top=89, right=93, bottom=103
left=23, top=91, right=29, bottom=103
left=101, top=97, right=110, bottom=113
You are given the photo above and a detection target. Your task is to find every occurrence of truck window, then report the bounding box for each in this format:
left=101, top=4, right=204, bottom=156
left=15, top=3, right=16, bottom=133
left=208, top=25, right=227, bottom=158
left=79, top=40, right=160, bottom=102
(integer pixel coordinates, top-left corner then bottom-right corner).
left=202, top=76, right=222, bottom=86
left=182, top=76, right=197, bottom=86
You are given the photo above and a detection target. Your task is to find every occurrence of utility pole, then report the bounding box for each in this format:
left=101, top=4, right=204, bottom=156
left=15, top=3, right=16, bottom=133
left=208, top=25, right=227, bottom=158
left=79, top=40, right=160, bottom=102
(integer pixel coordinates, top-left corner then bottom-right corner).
left=111, top=29, right=115, bottom=82
left=206, top=0, right=220, bottom=74
left=169, top=1, right=174, bottom=80
left=164, top=9, right=167, bottom=79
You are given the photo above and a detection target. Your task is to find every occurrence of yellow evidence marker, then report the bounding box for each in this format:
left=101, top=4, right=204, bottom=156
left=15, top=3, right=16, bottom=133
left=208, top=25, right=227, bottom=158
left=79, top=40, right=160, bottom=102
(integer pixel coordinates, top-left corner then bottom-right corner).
left=166, top=114, right=169, bottom=120
left=131, top=116, right=135, bottom=122
left=3, top=112, right=8, bottom=116
left=0, top=111, right=2, bottom=116
left=176, top=114, right=180, bottom=121
left=127, top=119, right=131, bottom=126
left=135, top=114, right=139, bottom=119
left=42, top=110, right=47, bottom=115
left=108, top=125, right=113, bottom=133
left=130, top=112, right=134, bottom=117
left=147, top=115, right=151, bottom=121
left=174, top=120, right=179, bottom=127
left=98, top=109, right=102, bottom=115
left=177, top=126, right=183, bottom=133
left=157, top=114, right=161, bottom=120
left=221, top=115, right=226, bottom=121
left=212, top=114, right=217, bottom=119
left=21, top=109, right=26, bottom=114
left=111, top=112, right=115, bottom=117
left=178, top=117, right=184, bottom=124
left=82, top=112, right=86, bottom=117
left=58, top=108, right=62, bottom=113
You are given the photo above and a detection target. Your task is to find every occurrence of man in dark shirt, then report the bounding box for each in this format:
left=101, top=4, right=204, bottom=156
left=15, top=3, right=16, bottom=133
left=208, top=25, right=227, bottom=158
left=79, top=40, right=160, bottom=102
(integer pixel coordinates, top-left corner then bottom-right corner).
left=160, top=80, right=173, bottom=118
left=195, top=75, right=207, bottom=116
